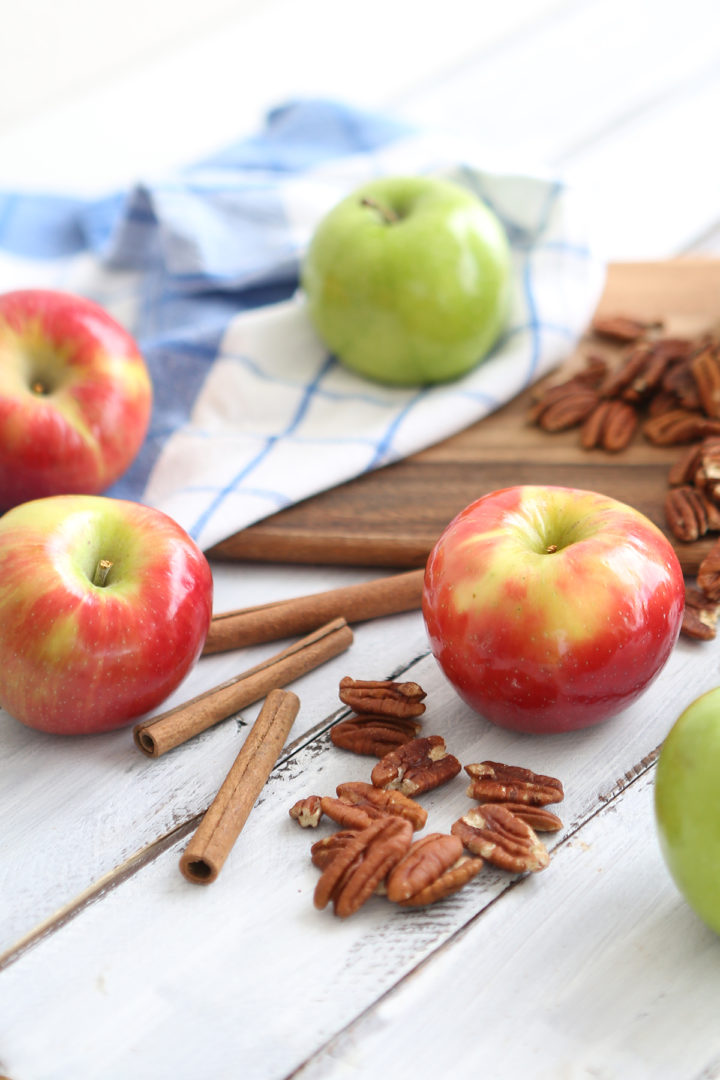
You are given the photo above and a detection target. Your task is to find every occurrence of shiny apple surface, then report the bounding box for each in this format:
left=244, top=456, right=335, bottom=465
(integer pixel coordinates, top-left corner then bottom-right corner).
left=422, top=485, right=685, bottom=733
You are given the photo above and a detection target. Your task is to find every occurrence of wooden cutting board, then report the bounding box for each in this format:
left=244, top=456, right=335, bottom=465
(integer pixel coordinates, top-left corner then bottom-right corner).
left=207, top=260, right=720, bottom=575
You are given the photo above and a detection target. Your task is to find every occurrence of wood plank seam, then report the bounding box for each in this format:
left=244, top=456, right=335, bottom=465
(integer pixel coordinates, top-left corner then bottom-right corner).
left=0, top=817, right=198, bottom=974
left=0, top=655, right=430, bottom=972
left=283, top=753, right=665, bottom=1079
left=0, top=691, right=663, bottom=993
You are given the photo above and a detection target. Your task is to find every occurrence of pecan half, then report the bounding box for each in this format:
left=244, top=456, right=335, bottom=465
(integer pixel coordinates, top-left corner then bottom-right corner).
left=534, top=387, right=600, bottom=431
left=530, top=362, right=605, bottom=402
left=313, top=816, right=413, bottom=917
left=650, top=337, right=694, bottom=364
left=319, top=796, right=379, bottom=831
left=591, top=314, right=658, bottom=342
left=310, top=830, right=360, bottom=870
left=697, top=438, right=720, bottom=485
left=599, top=342, right=652, bottom=399
left=451, top=805, right=550, bottom=873
left=692, top=344, right=720, bottom=419
left=386, top=833, right=483, bottom=906
left=371, top=735, right=462, bottom=796
left=703, top=497, right=720, bottom=532
left=697, top=540, right=720, bottom=601
left=648, top=389, right=682, bottom=418
left=621, top=342, right=677, bottom=402
left=396, top=855, right=483, bottom=907
left=500, top=803, right=564, bottom=833
left=330, top=713, right=422, bottom=756
left=643, top=410, right=720, bottom=446
left=527, top=359, right=609, bottom=428
left=335, top=780, right=428, bottom=830
left=681, top=608, right=716, bottom=641
left=580, top=399, right=637, bottom=452
left=289, top=795, right=323, bottom=828
left=668, top=443, right=703, bottom=487
left=662, top=360, right=702, bottom=411
left=464, top=761, right=564, bottom=807
left=681, top=586, right=720, bottom=641
left=338, top=677, right=426, bottom=718
left=700, top=475, right=720, bottom=510
left=576, top=354, right=611, bottom=387
left=664, top=485, right=710, bottom=542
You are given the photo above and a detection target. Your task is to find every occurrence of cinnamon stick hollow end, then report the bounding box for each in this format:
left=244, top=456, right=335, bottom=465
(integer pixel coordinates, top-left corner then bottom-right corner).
left=179, top=688, right=301, bottom=885
left=133, top=617, right=352, bottom=758
left=133, top=727, right=160, bottom=757
left=179, top=853, right=219, bottom=884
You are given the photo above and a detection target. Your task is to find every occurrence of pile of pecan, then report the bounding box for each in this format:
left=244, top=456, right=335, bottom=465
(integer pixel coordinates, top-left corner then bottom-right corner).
left=289, top=677, right=565, bottom=918
left=529, top=314, right=720, bottom=454
left=529, top=313, right=720, bottom=640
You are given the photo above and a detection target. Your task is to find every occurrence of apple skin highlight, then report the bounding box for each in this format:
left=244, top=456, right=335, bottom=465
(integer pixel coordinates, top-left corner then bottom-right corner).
left=0, top=495, right=213, bottom=735
left=422, top=485, right=685, bottom=734
left=0, top=289, right=152, bottom=509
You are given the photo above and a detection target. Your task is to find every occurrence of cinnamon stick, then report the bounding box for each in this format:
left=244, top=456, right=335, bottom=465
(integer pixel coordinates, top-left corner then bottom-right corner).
left=206, top=531, right=433, bottom=567
left=179, top=688, right=300, bottom=884
left=133, top=617, right=352, bottom=758
left=202, top=568, right=424, bottom=655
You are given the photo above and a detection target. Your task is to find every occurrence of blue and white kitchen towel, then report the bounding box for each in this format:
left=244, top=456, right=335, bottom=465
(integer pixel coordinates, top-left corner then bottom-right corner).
left=0, top=99, right=604, bottom=551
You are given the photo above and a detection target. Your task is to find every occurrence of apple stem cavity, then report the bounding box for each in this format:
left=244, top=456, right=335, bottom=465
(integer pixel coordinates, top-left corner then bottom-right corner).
left=360, top=196, right=399, bottom=225
left=92, top=558, right=114, bottom=588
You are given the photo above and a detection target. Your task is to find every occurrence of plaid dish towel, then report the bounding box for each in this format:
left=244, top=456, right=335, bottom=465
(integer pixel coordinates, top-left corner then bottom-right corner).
left=0, top=100, right=604, bottom=551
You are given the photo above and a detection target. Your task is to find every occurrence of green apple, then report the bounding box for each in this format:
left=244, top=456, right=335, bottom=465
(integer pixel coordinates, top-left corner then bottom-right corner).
left=655, top=687, right=720, bottom=934
left=301, top=175, right=512, bottom=385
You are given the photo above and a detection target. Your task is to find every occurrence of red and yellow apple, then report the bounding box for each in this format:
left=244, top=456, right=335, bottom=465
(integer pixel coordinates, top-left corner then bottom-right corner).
left=422, top=485, right=684, bottom=734
left=0, top=495, right=213, bottom=735
left=0, top=288, right=152, bottom=510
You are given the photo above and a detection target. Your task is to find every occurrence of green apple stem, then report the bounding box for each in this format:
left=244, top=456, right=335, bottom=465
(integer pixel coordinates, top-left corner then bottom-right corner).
left=93, top=559, right=114, bottom=587
left=360, top=196, right=399, bottom=225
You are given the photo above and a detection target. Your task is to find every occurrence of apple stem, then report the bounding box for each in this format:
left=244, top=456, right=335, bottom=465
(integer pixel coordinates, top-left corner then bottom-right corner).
left=546, top=544, right=558, bottom=554
left=360, top=196, right=399, bottom=225
left=93, top=559, right=114, bottom=587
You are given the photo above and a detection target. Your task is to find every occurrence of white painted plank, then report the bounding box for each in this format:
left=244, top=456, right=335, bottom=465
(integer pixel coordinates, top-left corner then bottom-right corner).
left=295, top=770, right=720, bottom=1080
left=0, top=0, right=565, bottom=192
left=0, top=0, right=267, bottom=130
left=396, top=0, right=720, bottom=166
left=397, top=0, right=720, bottom=259
left=557, top=70, right=720, bottom=259
left=0, top=630, right=717, bottom=1078
left=0, top=562, right=430, bottom=960
left=2, top=2, right=720, bottom=1074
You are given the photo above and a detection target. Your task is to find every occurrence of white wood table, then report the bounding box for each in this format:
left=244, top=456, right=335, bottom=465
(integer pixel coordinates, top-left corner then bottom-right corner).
left=2, top=3, right=720, bottom=1077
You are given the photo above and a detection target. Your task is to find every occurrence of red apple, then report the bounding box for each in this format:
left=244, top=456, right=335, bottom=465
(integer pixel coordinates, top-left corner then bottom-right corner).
left=0, top=495, right=213, bottom=735
left=422, top=485, right=684, bottom=734
left=0, top=289, right=152, bottom=510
